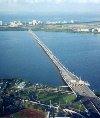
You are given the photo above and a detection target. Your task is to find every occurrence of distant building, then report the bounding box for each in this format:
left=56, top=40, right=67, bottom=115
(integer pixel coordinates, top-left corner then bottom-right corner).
left=92, top=28, right=100, bottom=33
left=17, top=82, right=26, bottom=89
left=62, top=21, right=68, bottom=24
left=28, top=20, right=41, bottom=26
left=10, top=21, right=18, bottom=27
left=70, top=20, right=74, bottom=24
left=91, top=29, right=95, bottom=32
left=29, top=22, right=32, bottom=25
left=75, top=28, right=89, bottom=32
left=32, top=20, right=38, bottom=25
left=0, top=21, right=3, bottom=26
left=46, top=21, right=60, bottom=24
left=17, top=21, right=23, bottom=26
left=9, top=21, right=23, bottom=27
left=96, top=28, right=100, bottom=32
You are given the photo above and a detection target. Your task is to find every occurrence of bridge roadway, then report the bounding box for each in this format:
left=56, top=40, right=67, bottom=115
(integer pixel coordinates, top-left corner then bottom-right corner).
left=29, top=30, right=100, bottom=117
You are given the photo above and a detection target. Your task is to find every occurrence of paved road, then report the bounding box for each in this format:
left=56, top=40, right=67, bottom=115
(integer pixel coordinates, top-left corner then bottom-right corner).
left=80, top=96, right=100, bottom=118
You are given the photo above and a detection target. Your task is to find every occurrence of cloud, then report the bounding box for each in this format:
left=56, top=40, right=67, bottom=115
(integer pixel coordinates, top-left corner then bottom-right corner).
left=70, top=0, right=100, bottom=4
left=0, top=0, right=100, bottom=14
left=1, top=0, right=100, bottom=4
left=0, top=0, right=64, bottom=4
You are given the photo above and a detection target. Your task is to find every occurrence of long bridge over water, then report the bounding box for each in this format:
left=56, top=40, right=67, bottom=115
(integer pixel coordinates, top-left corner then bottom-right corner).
left=29, top=30, right=100, bottom=117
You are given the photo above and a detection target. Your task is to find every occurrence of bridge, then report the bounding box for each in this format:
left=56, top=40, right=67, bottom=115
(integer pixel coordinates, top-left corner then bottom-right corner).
left=29, top=30, right=100, bottom=117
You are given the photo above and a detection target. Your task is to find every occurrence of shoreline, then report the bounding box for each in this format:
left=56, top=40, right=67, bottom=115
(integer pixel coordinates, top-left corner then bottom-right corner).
left=0, top=22, right=100, bottom=34
left=0, top=28, right=100, bottom=34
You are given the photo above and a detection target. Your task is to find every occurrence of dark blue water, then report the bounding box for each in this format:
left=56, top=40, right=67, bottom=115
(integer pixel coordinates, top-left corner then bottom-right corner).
left=0, top=31, right=100, bottom=92
left=0, top=31, right=63, bottom=86
left=1, top=13, right=100, bottom=23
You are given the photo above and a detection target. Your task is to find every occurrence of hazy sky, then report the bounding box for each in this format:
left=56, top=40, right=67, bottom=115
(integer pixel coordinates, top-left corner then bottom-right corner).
left=0, top=0, right=100, bottom=14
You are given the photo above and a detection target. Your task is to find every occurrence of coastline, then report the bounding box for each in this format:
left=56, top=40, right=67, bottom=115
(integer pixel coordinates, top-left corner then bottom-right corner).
left=0, top=22, right=100, bottom=34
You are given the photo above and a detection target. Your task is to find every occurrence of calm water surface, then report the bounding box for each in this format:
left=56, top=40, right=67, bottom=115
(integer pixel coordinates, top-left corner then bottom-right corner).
left=0, top=31, right=100, bottom=92
left=1, top=14, right=100, bottom=23
left=0, top=31, right=63, bottom=86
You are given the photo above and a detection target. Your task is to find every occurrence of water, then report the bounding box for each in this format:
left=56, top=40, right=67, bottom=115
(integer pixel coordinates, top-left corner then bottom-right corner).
left=0, top=31, right=100, bottom=92
left=0, top=31, right=63, bottom=86
left=0, top=13, right=100, bottom=24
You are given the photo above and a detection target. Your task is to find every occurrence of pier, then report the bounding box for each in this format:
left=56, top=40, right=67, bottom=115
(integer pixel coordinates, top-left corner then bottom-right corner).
left=29, top=30, right=100, bottom=117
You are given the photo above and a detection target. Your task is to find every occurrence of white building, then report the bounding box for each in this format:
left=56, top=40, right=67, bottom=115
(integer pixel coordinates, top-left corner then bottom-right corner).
left=70, top=20, right=74, bottom=24
left=92, top=28, right=100, bottom=33
left=32, top=20, right=38, bottom=25
left=0, top=21, right=3, bottom=25
left=62, top=21, right=68, bottom=24
left=29, top=22, right=32, bottom=25
left=29, top=20, right=42, bottom=25
left=10, top=21, right=18, bottom=27
left=17, top=21, right=23, bottom=26
left=76, top=28, right=89, bottom=32
left=92, top=29, right=95, bottom=32
left=96, top=28, right=100, bottom=32
left=9, top=21, right=23, bottom=27
left=17, top=82, right=26, bottom=89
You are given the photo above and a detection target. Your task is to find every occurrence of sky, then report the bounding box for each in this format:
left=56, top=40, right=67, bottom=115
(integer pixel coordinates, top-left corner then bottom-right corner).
left=0, top=0, right=100, bottom=14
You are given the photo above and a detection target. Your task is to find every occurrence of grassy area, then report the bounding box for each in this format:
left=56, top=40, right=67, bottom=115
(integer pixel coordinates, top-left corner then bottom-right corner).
left=38, top=92, right=76, bottom=104
left=38, top=92, right=85, bottom=112
left=72, top=102, right=85, bottom=112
